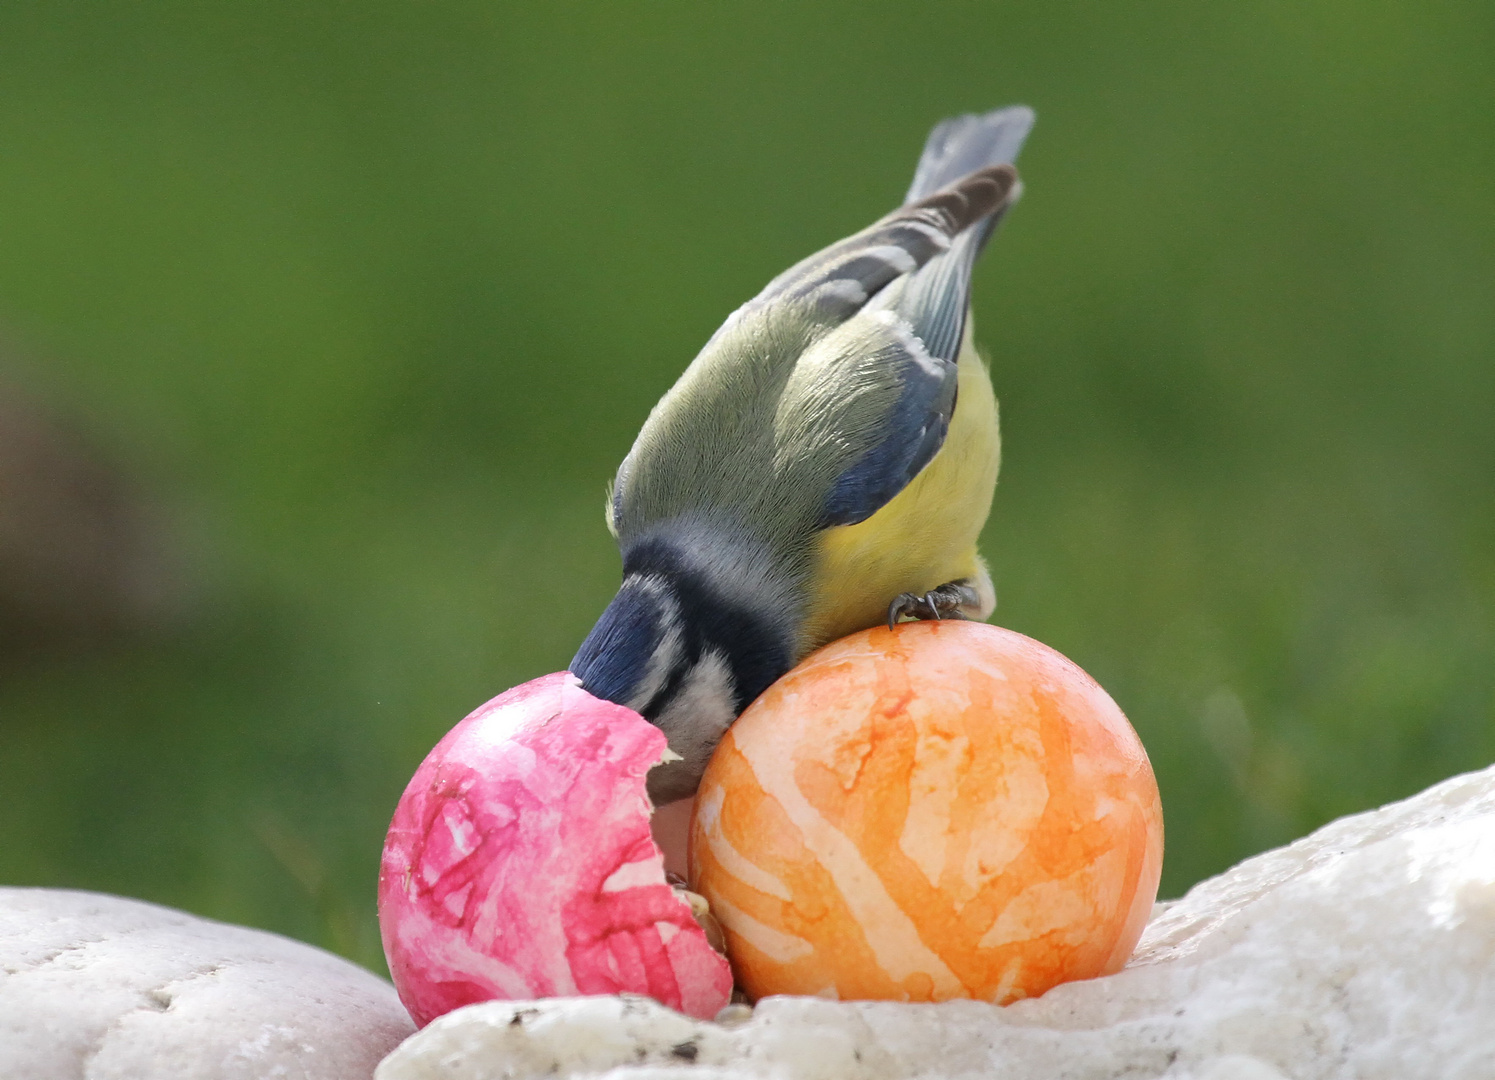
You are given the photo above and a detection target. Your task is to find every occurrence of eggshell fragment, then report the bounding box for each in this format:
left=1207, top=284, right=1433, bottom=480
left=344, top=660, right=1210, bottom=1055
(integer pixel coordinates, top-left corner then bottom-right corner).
left=379, top=672, right=733, bottom=1025
left=690, top=621, right=1163, bottom=1005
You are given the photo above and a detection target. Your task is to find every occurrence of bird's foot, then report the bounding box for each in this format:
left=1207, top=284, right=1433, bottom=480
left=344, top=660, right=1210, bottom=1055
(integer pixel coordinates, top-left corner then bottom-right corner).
left=887, top=580, right=982, bottom=629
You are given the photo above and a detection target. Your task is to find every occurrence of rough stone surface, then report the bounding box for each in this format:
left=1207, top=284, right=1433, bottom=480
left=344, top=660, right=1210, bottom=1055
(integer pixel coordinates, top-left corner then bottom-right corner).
left=376, top=763, right=1495, bottom=1080
left=0, top=887, right=415, bottom=1079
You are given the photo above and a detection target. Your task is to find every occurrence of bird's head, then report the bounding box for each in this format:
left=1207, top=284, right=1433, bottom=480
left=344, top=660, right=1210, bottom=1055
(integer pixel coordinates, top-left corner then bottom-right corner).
left=570, top=527, right=800, bottom=804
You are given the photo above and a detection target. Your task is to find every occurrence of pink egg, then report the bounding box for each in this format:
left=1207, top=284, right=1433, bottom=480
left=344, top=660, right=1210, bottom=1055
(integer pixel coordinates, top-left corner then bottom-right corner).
left=378, top=672, right=733, bottom=1025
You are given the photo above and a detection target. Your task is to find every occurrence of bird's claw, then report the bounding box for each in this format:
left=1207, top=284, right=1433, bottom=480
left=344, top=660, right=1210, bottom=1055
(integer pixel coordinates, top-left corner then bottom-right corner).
left=886, top=582, right=980, bottom=629
left=887, top=592, right=941, bottom=628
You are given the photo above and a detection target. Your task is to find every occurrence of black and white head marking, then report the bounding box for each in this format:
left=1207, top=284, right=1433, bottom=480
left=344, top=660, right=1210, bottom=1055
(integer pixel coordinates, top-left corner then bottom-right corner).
left=570, top=528, right=798, bottom=804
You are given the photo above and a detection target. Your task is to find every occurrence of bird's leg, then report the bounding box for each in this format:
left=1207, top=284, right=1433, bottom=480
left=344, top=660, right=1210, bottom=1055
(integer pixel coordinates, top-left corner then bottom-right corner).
left=886, top=579, right=983, bottom=629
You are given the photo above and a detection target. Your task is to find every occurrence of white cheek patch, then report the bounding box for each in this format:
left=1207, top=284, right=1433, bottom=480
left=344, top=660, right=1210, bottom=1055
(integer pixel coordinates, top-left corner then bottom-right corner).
left=655, top=649, right=738, bottom=772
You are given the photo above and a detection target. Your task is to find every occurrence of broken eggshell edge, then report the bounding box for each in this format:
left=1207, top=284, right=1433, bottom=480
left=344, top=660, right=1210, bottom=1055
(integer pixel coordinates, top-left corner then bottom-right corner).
left=377, top=671, right=734, bottom=1025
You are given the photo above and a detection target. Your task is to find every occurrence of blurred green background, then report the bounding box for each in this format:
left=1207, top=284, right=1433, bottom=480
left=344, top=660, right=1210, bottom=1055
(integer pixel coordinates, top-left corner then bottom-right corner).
left=1, top=1, right=1491, bottom=974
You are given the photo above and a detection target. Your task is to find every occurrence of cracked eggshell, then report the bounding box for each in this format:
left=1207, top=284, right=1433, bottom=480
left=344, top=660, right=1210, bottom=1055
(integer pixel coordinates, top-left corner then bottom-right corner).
left=378, top=671, right=733, bottom=1025
left=690, top=621, right=1163, bottom=1005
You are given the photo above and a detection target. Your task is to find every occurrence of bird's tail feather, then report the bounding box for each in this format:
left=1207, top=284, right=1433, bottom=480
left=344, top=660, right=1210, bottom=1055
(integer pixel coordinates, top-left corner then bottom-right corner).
left=872, top=107, right=1034, bottom=360
left=905, top=106, right=1035, bottom=204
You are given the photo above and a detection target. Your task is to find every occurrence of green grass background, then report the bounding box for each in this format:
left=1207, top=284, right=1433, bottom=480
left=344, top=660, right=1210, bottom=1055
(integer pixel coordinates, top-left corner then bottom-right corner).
left=0, top=1, right=1491, bottom=973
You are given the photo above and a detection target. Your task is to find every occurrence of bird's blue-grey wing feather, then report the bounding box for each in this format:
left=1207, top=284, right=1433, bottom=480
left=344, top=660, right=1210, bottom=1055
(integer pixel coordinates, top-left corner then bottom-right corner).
left=759, top=106, right=1033, bottom=325
left=735, top=161, right=1019, bottom=327
left=870, top=227, right=980, bottom=365
left=749, top=215, right=949, bottom=322
left=818, top=313, right=958, bottom=527
left=817, top=106, right=1035, bottom=527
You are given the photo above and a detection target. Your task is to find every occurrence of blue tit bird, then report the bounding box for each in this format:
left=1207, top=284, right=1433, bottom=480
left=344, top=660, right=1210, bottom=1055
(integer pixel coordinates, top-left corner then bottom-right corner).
left=572, top=106, right=1034, bottom=803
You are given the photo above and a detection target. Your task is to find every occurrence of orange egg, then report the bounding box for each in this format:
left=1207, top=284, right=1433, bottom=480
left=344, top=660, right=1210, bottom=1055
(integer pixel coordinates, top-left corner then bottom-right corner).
left=689, top=620, right=1163, bottom=1004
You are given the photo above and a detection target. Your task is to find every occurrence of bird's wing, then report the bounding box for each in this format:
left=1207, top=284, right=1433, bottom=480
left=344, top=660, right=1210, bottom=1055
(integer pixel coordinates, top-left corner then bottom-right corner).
left=787, top=309, right=961, bottom=528
left=808, top=108, right=1034, bottom=527
left=741, top=166, right=1016, bottom=324
left=611, top=108, right=1034, bottom=539
left=751, top=106, right=1033, bottom=338
left=610, top=166, right=1018, bottom=536
left=752, top=164, right=1022, bottom=532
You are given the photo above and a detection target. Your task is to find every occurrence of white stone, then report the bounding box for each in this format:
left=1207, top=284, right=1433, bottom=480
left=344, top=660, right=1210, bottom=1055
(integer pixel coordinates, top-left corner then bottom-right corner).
left=0, top=887, right=415, bottom=1079
left=376, top=763, right=1495, bottom=1080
